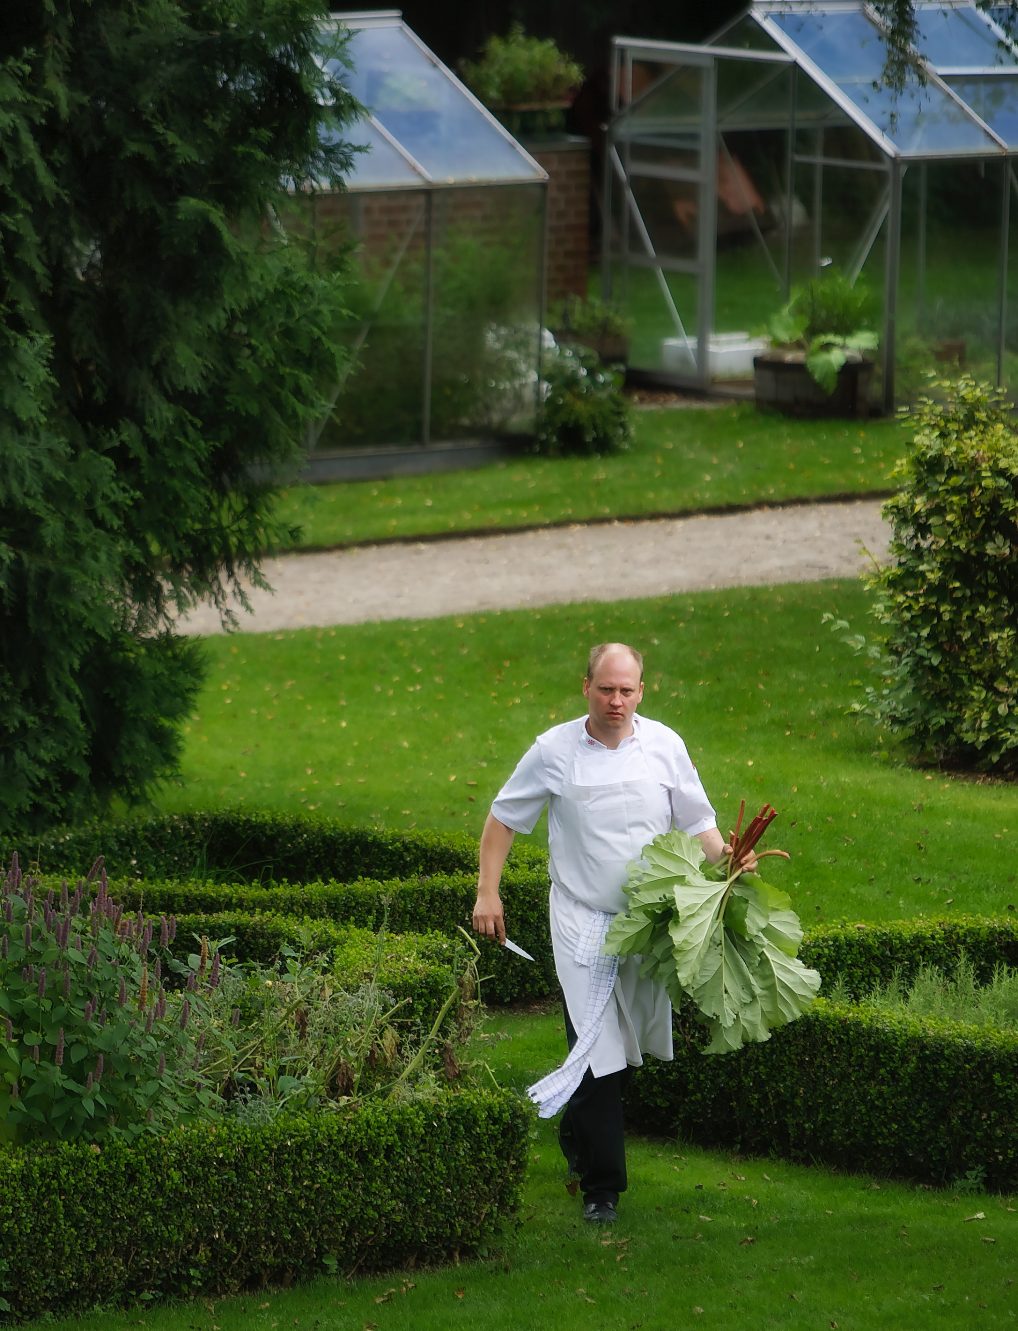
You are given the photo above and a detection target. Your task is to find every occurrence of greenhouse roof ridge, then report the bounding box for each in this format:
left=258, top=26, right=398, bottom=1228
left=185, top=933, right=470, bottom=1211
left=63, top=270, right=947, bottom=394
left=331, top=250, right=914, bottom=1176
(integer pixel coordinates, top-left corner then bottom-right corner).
left=709, top=1, right=1018, bottom=157
left=330, top=10, right=403, bottom=23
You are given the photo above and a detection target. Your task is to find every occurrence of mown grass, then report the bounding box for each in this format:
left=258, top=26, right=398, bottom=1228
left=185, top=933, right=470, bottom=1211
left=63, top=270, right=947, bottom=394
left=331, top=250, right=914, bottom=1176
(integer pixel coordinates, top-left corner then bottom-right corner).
left=160, top=579, right=1018, bottom=925
left=275, top=404, right=904, bottom=549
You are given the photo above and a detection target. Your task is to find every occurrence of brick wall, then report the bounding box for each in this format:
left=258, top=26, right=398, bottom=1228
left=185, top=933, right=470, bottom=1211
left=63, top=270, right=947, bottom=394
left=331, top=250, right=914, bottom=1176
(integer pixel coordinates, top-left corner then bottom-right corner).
left=522, top=135, right=591, bottom=303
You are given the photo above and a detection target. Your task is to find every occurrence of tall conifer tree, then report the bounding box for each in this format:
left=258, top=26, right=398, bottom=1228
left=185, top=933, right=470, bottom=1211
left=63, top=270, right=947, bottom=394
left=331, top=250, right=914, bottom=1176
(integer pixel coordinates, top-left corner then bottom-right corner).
left=0, top=1, right=358, bottom=832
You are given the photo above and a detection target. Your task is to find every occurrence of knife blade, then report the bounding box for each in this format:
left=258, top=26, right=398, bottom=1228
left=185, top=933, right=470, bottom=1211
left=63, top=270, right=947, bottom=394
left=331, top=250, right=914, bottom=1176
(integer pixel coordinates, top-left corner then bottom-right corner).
left=503, top=937, right=535, bottom=962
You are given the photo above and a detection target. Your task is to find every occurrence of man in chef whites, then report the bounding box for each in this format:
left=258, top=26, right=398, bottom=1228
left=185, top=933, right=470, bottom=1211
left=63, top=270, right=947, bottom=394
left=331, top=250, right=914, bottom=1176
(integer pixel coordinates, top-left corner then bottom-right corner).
left=472, top=641, right=750, bottom=1225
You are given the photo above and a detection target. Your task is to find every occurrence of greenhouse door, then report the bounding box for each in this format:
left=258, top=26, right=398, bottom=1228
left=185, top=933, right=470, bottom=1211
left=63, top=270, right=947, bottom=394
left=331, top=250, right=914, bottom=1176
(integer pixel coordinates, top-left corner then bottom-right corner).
left=604, top=40, right=793, bottom=387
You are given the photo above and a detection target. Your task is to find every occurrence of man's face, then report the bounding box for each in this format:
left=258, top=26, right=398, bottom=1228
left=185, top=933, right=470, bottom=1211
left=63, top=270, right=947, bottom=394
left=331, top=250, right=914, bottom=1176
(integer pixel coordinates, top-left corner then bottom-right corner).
left=583, top=650, right=644, bottom=745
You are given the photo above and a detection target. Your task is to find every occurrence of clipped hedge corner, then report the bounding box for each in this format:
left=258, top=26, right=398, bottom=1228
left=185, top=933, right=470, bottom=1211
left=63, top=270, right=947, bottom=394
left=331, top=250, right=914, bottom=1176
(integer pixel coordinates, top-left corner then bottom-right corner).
left=0, top=1088, right=531, bottom=1324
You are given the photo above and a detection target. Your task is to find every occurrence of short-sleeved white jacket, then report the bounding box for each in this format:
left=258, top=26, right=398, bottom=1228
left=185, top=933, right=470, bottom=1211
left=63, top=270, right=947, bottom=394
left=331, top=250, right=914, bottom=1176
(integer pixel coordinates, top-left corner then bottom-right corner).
left=491, top=713, right=717, bottom=1075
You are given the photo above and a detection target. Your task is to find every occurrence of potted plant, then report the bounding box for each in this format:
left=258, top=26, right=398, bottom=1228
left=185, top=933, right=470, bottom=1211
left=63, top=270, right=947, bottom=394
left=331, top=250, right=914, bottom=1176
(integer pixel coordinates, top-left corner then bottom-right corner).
left=754, top=271, right=879, bottom=418
left=460, top=23, right=583, bottom=136
left=551, top=293, right=632, bottom=364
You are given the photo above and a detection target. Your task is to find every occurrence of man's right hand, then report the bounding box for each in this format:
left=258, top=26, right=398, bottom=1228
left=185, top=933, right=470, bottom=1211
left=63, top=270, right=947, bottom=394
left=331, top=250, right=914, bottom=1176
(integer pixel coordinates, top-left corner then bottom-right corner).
left=472, top=890, right=506, bottom=945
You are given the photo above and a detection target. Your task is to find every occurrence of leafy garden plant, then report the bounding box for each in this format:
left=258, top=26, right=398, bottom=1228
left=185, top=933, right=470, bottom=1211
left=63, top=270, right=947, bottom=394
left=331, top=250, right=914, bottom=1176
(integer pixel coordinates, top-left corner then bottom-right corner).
left=551, top=294, right=632, bottom=343
left=828, top=375, right=1018, bottom=773
left=534, top=343, right=632, bottom=457
left=764, top=271, right=878, bottom=393
left=0, top=855, right=218, bottom=1144
left=830, top=952, right=1018, bottom=1031
left=460, top=23, right=582, bottom=111
left=603, top=805, right=820, bottom=1053
left=1, top=853, right=483, bottom=1146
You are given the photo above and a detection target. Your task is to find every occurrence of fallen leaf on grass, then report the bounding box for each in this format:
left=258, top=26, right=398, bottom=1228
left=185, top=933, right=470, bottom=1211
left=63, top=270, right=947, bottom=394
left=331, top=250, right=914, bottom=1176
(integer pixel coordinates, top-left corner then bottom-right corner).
left=374, top=1290, right=396, bottom=1305
left=740, top=1236, right=756, bottom=1246
left=964, top=1212, right=986, bottom=1222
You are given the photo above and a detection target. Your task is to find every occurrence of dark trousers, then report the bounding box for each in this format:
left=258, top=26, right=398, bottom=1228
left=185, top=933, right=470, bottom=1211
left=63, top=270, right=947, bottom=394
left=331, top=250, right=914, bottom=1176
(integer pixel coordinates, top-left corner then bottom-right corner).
left=558, top=1003, right=630, bottom=1205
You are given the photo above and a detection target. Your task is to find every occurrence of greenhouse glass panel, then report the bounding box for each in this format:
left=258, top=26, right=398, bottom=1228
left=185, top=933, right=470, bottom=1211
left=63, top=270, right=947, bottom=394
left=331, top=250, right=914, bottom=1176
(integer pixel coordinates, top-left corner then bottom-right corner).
left=946, top=74, right=1018, bottom=144
left=895, top=158, right=1008, bottom=402
left=427, top=185, right=545, bottom=439
left=335, top=24, right=540, bottom=185
left=337, top=118, right=424, bottom=188
left=767, top=7, right=1005, bottom=155
left=303, top=16, right=546, bottom=461
left=912, top=4, right=1014, bottom=68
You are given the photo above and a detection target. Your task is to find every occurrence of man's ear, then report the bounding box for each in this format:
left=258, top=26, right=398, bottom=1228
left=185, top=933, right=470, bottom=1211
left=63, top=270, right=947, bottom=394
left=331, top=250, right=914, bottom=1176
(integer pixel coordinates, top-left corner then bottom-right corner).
left=582, top=677, right=591, bottom=699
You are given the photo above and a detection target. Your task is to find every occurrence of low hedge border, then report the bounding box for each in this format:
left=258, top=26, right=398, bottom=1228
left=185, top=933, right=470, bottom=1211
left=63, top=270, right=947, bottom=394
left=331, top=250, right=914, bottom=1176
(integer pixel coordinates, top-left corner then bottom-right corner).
left=100, top=870, right=555, bottom=1004
left=16, top=809, right=546, bottom=883
left=801, top=915, right=1018, bottom=995
left=626, top=999, right=1018, bottom=1190
left=0, top=1087, right=531, bottom=1324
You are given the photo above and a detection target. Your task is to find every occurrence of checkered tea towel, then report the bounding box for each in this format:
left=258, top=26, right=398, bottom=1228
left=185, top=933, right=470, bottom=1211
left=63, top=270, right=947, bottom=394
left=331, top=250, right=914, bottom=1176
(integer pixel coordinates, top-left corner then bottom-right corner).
left=527, top=908, right=618, bottom=1119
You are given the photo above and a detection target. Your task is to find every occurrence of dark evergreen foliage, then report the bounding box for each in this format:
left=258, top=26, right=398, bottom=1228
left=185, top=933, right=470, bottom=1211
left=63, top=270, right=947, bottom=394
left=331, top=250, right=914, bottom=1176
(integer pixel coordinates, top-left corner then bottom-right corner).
left=1, top=2, right=359, bottom=832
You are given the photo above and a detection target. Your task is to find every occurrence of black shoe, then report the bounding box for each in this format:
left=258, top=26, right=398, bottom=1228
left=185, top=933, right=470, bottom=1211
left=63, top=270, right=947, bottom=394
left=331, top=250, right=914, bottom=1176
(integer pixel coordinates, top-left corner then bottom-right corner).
left=583, top=1200, right=618, bottom=1224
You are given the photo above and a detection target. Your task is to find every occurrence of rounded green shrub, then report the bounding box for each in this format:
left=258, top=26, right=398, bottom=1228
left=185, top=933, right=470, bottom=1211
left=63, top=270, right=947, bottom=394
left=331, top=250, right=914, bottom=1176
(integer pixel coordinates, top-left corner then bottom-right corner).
left=839, top=375, right=1018, bottom=772
left=534, top=344, right=632, bottom=458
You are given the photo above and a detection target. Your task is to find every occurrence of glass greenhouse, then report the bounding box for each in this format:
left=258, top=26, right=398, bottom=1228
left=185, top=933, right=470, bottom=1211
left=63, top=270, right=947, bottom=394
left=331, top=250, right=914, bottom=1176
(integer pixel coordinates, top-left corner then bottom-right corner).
left=603, top=1, right=1018, bottom=408
left=305, top=12, right=548, bottom=472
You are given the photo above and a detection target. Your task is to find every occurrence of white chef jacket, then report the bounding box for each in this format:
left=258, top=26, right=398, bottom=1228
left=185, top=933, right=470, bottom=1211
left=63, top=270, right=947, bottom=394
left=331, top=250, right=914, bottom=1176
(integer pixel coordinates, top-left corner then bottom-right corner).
left=491, top=713, right=717, bottom=1077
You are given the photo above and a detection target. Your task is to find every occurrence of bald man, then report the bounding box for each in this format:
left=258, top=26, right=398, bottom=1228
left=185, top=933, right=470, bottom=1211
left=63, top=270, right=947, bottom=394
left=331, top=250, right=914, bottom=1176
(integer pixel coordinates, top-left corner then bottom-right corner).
left=473, top=642, right=740, bottom=1224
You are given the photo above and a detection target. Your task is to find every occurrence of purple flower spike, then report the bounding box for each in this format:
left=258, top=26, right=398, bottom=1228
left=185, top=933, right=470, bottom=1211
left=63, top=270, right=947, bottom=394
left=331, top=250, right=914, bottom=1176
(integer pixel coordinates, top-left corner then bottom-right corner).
left=23, top=922, right=31, bottom=949
left=37, top=968, right=47, bottom=998
left=94, top=1053, right=104, bottom=1080
left=54, top=1028, right=65, bottom=1067
left=179, top=998, right=191, bottom=1030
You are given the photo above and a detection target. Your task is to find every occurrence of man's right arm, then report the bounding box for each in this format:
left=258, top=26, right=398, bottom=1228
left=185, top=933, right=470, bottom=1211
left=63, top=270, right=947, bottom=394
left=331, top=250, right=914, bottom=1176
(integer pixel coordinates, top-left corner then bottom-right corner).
left=472, top=812, right=516, bottom=944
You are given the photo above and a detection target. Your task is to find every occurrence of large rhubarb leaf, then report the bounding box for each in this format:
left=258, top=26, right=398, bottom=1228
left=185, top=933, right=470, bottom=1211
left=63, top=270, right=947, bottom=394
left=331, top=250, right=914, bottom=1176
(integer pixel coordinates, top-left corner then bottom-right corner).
left=604, top=825, right=821, bottom=1054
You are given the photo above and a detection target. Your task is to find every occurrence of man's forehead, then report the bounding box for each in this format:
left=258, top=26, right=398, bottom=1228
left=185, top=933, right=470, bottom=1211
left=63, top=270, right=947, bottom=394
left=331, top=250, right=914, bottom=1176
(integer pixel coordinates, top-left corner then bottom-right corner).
left=589, top=652, right=642, bottom=683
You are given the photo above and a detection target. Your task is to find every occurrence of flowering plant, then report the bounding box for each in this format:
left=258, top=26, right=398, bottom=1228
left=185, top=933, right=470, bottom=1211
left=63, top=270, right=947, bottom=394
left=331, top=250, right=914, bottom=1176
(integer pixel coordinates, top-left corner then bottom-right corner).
left=603, top=803, right=820, bottom=1053
left=0, top=854, right=218, bottom=1144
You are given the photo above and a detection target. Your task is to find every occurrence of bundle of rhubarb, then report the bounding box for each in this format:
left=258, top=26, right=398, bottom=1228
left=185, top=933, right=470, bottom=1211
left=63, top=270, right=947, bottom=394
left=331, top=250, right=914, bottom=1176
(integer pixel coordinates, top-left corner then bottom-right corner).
left=603, top=803, right=821, bottom=1053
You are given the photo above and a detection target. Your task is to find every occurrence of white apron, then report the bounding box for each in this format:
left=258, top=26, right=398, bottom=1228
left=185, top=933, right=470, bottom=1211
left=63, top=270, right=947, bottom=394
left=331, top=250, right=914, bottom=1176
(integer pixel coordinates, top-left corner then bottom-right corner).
left=549, top=771, right=674, bottom=1079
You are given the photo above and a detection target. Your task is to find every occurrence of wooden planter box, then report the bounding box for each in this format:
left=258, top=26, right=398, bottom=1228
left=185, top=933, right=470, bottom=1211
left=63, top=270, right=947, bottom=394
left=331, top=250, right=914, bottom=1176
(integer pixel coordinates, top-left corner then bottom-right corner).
left=753, top=351, right=875, bottom=418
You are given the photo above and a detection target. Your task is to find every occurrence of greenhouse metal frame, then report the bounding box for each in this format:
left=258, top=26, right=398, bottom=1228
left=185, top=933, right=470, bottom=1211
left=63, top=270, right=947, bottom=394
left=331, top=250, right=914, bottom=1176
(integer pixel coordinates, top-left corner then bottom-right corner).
left=603, top=1, right=1018, bottom=408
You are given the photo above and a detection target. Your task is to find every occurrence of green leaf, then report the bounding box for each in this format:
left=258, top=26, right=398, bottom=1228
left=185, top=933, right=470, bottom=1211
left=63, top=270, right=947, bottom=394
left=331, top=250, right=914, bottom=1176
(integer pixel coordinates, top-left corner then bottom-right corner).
left=613, top=826, right=821, bottom=1053
left=667, top=878, right=731, bottom=989
left=747, top=935, right=821, bottom=1028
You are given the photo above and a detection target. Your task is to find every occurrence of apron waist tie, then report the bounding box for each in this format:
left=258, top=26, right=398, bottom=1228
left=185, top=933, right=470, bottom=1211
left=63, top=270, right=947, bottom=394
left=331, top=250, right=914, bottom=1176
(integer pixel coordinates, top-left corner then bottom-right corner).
left=527, top=908, right=617, bottom=1119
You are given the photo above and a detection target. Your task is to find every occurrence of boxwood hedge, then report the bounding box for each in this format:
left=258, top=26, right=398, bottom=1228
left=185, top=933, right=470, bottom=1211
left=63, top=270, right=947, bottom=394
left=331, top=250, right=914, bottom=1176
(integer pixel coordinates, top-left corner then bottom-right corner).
left=627, top=998, right=1018, bottom=1190
left=15, top=808, right=546, bottom=883
left=0, top=1088, right=530, bottom=1323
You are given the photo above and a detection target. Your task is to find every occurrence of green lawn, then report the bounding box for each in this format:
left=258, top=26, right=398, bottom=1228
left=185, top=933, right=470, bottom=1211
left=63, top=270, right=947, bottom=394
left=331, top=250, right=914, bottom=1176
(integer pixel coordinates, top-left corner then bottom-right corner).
left=277, top=404, right=903, bottom=549
left=159, top=579, right=1018, bottom=925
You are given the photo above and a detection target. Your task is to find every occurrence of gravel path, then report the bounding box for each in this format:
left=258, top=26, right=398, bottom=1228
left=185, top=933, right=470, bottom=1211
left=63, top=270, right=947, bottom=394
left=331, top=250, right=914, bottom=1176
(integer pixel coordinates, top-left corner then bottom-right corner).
left=177, top=497, right=889, bottom=636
